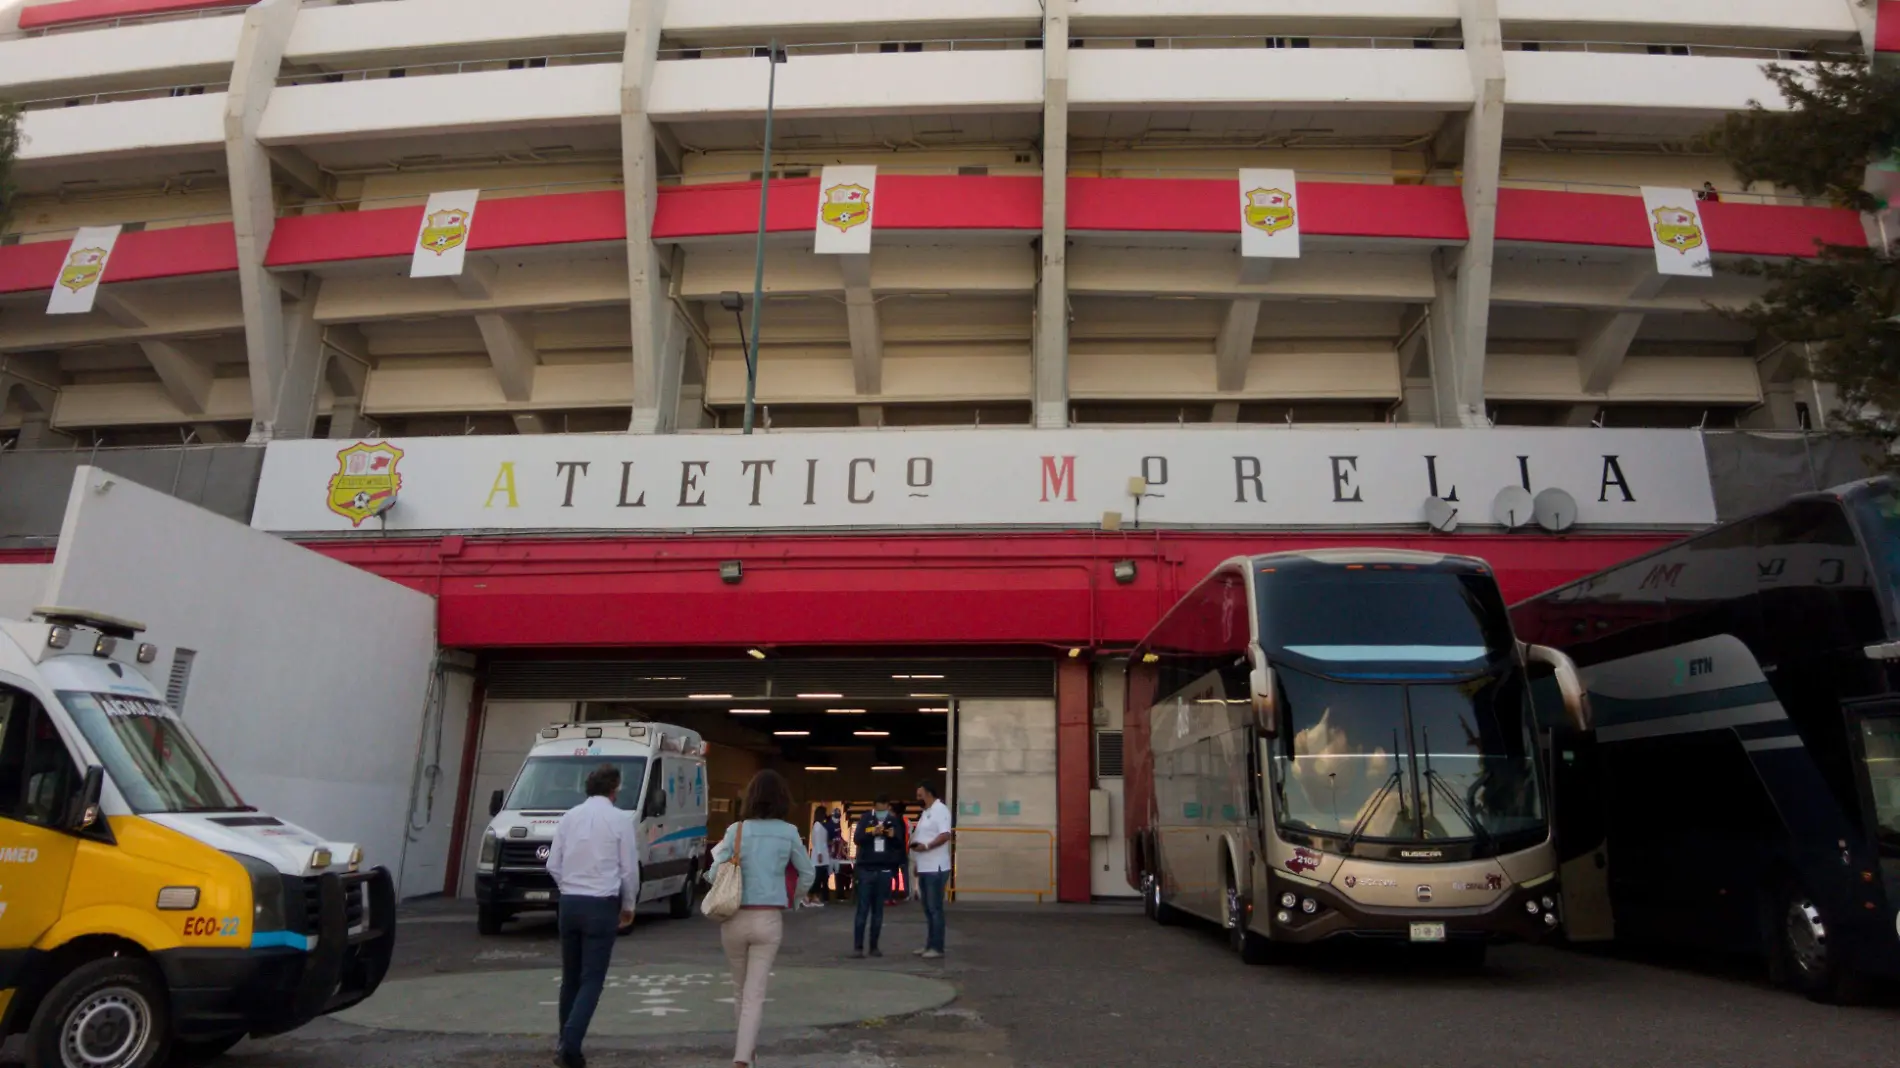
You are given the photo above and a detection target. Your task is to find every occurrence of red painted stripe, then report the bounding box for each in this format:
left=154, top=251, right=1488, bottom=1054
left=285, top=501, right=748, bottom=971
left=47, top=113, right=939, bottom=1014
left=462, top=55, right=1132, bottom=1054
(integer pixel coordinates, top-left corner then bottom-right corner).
left=1067, top=177, right=1470, bottom=241
left=17, top=0, right=250, bottom=30
left=0, top=222, right=236, bottom=295
left=1497, top=188, right=1865, bottom=256
left=265, top=191, right=625, bottom=267
left=652, top=175, right=1043, bottom=239
left=0, top=549, right=57, bottom=564
left=1880, top=0, right=1900, bottom=53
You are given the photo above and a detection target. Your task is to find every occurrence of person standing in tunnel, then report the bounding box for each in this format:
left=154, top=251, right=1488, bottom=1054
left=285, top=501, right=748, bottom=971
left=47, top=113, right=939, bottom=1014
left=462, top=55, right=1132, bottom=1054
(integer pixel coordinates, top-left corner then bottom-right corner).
left=851, top=794, right=906, bottom=957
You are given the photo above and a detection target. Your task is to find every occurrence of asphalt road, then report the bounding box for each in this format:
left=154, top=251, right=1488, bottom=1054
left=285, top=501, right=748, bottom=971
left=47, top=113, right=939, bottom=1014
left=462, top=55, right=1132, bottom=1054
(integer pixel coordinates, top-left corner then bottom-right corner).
left=178, top=898, right=1900, bottom=1068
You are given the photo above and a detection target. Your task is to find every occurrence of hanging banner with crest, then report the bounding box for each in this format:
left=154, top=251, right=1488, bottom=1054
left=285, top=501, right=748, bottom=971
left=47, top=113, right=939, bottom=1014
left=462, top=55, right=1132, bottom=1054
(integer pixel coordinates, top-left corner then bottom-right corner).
left=1238, top=169, right=1301, bottom=260
left=46, top=225, right=124, bottom=315
left=409, top=189, right=481, bottom=278
left=814, top=165, right=877, bottom=255
left=1639, top=187, right=1712, bottom=278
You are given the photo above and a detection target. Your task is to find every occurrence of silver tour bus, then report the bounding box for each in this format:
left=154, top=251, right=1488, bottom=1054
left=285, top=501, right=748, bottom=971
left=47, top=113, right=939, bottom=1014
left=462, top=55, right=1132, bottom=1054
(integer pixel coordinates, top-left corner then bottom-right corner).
left=1125, top=549, right=1589, bottom=966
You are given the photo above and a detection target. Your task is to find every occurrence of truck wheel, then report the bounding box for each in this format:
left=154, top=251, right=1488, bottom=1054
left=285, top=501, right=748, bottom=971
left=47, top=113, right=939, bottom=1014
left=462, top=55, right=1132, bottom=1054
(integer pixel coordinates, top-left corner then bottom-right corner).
left=170, top=1033, right=244, bottom=1064
left=477, top=904, right=508, bottom=936
left=1775, top=882, right=1867, bottom=1004
left=669, top=877, right=695, bottom=919
left=26, top=955, right=169, bottom=1068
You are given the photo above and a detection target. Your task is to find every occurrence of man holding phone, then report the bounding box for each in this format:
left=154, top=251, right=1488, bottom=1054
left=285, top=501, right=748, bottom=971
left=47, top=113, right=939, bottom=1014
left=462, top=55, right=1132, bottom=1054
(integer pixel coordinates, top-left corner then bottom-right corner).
left=851, top=794, right=906, bottom=958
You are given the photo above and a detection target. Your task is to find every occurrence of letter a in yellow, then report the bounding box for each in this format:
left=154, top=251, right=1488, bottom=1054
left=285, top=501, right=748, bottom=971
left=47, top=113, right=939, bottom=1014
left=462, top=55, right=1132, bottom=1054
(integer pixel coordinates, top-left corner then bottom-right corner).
left=485, top=462, right=519, bottom=509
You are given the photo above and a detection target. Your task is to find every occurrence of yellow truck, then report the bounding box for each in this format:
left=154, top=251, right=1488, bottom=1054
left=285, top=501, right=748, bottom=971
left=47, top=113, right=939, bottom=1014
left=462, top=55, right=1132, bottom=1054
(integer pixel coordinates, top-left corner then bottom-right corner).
left=0, top=609, right=395, bottom=1067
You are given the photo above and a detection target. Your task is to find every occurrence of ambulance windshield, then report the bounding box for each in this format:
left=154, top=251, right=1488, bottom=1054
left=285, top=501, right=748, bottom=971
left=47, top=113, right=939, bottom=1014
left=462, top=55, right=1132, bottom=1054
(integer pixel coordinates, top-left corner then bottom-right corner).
left=59, top=692, right=248, bottom=813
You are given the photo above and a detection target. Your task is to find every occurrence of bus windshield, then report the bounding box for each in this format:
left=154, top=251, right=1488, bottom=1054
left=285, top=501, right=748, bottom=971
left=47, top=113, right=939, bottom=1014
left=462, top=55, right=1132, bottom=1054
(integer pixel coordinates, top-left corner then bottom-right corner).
left=1256, top=566, right=1515, bottom=672
left=1862, top=716, right=1900, bottom=852
left=1271, top=665, right=1545, bottom=848
left=505, top=756, right=647, bottom=813
left=58, top=692, right=248, bottom=814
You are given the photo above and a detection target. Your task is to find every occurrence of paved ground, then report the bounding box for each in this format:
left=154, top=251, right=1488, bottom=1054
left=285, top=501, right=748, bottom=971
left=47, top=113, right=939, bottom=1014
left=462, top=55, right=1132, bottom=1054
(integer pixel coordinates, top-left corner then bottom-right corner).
left=41, top=897, right=1900, bottom=1067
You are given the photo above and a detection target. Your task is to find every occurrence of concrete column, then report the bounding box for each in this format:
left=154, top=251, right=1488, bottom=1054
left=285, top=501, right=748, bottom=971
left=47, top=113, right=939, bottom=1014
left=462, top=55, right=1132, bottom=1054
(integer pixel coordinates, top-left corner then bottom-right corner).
left=1431, top=0, right=1507, bottom=428
left=1033, top=2, right=1072, bottom=429
left=625, top=0, right=680, bottom=434
left=0, top=3, right=22, bottom=39
left=225, top=0, right=315, bottom=441
left=1214, top=299, right=1261, bottom=392
left=1055, top=658, right=1093, bottom=904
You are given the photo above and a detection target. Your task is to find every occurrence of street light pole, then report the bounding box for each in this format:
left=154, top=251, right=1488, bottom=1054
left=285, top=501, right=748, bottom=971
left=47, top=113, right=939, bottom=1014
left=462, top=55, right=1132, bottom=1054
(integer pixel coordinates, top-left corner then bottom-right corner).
left=741, top=40, right=784, bottom=435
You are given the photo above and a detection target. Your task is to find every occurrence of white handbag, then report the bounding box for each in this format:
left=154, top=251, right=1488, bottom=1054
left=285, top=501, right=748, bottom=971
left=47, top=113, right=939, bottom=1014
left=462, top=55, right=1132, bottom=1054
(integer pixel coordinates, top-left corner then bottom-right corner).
left=701, top=822, right=745, bottom=921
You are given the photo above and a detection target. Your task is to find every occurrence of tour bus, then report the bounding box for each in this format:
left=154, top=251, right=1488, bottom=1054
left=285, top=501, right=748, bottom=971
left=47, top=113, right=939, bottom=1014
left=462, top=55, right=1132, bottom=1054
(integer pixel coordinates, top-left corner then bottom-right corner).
left=1126, top=550, right=1590, bottom=966
left=475, top=721, right=709, bottom=934
left=1511, top=478, right=1900, bottom=1000
left=0, top=609, right=395, bottom=1067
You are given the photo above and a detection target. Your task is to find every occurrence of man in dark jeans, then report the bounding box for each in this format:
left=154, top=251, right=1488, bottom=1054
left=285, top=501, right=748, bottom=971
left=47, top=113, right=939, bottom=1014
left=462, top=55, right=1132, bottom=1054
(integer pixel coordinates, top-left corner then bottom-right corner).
left=851, top=794, right=906, bottom=958
left=910, top=781, right=953, bottom=959
left=546, top=765, right=641, bottom=1068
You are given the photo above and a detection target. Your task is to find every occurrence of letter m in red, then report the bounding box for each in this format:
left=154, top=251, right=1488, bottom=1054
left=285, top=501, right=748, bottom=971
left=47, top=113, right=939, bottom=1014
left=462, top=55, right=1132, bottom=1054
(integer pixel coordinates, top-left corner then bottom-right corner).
left=1040, top=455, right=1077, bottom=502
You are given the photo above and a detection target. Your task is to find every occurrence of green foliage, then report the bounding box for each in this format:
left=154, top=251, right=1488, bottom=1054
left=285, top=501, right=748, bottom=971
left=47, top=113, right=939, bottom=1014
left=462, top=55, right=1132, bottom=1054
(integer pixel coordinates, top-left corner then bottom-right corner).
left=0, top=100, right=19, bottom=235
left=1710, top=62, right=1900, bottom=449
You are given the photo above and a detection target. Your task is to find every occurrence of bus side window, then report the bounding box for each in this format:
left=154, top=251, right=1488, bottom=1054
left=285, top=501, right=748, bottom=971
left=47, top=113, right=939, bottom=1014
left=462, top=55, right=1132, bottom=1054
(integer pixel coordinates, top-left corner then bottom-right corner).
left=0, top=686, right=79, bottom=829
left=1757, top=501, right=1880, bottom=655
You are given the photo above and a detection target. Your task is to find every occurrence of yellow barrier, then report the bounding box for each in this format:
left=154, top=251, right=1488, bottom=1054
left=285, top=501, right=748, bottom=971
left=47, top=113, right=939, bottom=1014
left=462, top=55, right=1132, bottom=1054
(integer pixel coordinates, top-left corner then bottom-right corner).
left=948, top=827, right=1056, bottom=904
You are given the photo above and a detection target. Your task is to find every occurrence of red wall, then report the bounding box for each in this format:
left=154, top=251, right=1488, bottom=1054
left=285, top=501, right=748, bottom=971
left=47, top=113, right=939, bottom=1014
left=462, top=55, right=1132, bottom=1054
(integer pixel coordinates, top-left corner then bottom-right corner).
left=16, top=0, right=249, bottom=29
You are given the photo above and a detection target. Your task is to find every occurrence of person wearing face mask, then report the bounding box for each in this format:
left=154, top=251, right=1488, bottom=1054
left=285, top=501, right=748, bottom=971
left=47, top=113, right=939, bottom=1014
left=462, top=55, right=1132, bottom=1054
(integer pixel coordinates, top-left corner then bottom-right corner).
left=850, top=794, right=907, bottom=958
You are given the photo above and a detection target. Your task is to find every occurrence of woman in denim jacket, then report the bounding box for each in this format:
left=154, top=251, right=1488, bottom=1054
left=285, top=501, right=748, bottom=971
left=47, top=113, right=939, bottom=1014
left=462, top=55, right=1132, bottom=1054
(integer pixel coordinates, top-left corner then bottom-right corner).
left=708, top=770, right=814, bottom=1067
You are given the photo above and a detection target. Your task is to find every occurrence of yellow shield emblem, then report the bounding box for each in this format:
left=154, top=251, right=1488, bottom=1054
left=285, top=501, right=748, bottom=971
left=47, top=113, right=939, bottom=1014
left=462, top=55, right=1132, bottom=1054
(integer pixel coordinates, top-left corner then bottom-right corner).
left=1243, top=188, right=1296, bottom=236
left=326, top=442, right=405, bottom=527
left=1650, top=207, right=1704, bottom=255
left=820, top=184, right=873, bottom=232
left=419, top=208, right=470, bottom=256
left=59, top=247, right=109, bottom=293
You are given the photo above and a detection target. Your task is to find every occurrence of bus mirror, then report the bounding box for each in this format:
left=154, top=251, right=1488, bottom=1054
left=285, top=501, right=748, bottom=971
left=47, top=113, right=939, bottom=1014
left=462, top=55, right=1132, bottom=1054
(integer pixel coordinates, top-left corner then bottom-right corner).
left=489, top=789, right=505, bottom=817
left=68, top=765, right=104, bottom=833
left=1526, top=644, right=1591, bottom=731
left=1249, top=654, right=1280, bottom=736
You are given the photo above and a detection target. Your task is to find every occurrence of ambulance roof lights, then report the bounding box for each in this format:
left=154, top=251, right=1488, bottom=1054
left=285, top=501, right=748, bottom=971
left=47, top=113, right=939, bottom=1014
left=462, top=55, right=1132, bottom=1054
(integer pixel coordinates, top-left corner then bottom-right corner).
left=585, top=727, right=603, bottom=738
left=46, top=626, right=72, bottom=650
left=33, top=607, right=146, bottom=638
left=540, top=728, right=560, bottom=739
left=93, top=635, right=117, bottom=658
left=136, top=643, right=158, bottom=664
left=628, top=725, right=649, bottom=738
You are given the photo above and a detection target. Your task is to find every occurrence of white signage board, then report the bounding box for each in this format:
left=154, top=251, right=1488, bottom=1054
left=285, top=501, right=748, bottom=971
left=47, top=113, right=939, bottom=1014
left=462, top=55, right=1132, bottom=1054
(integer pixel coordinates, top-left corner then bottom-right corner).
left=410, top=189, right=481, bottom=278
left=814, top=165, right=877, bottom=255
left=1238, top=169, right=1301, bottom=260
left=46, top=225, right=123, bottom=315
left=1640, top=187, right=1713, bottom=278
left=252, top=428, right=1717, bottom=534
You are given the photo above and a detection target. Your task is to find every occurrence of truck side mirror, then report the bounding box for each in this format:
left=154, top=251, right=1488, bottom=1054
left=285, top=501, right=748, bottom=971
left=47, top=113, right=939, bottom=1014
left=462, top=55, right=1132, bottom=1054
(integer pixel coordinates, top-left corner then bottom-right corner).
left=645, top=791, right=667, bottom=819
left=68, top=765, right=104, bottom=833
left=1525, top=644, right=1591, bottom=732
left=489, top=789, right=505, bottom=817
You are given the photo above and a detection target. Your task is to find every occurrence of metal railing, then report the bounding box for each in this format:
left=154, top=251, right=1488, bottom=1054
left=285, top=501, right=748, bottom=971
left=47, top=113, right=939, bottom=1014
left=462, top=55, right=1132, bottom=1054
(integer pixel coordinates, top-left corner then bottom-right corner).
left=1494, top=175, right=1830, bottom=208
left=14, top=82, right=229, bottom=111
left=1504, top=39, right=1857, bottom=63
left=948, top=827, right=1056, bottom=904
left=19, top=5, right=244, bottom=38
left=1070, top=34, right=1463, bottom=51
left=658, top=37, right=1030, bottom=61
left=276, top=51, right=623, bottom=87
left=274, top=176, right=624, bottom=218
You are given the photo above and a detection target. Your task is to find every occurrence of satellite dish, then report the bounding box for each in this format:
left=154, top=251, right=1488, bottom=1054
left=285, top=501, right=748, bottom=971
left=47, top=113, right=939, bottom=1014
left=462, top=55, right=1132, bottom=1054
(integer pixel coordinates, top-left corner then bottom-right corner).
left=1492, top=486, right=1534, bottom=530
left=1533, top=488, right=1579, bottom=533
left=1422, top=496, right=1459, bottom=533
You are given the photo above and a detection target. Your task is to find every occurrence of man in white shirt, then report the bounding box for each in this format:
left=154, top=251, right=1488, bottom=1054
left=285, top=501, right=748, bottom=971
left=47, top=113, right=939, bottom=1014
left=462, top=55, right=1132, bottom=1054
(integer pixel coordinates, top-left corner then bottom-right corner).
left=546, top=764, right=640, bottom=1068
left=909, top=781, right=954, bottom=959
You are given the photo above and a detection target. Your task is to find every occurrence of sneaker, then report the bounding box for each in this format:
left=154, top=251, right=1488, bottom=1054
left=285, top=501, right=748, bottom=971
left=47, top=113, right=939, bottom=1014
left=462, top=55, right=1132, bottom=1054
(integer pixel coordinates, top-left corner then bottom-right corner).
left=869, top=947, right=884, bottom=958
left=920, top=949, right=943, bottom=960
left=912, top=948, right=928, bottom=956
left=850, top=949, right=865, bottom=959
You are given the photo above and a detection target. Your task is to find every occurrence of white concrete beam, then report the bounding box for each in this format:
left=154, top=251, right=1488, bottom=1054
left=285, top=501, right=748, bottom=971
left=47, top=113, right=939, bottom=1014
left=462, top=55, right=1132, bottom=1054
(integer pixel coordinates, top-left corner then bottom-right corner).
left=474, top=313, right=539, bottom=403
left=512, top=412, right=550, bottom=434
left=450, top=259, right=499, bottom=301
left=626, top=0, right=677, bottom=434
left=1210, top=400, right=1240, bottom=423
left=139, top=340, right=215, bottom=415
left=91, top=290, right=148, bottom=329
left=856, top=405, right=883, bottom=427
left=314, top=261, right=628, bottom=323
left=1214, top=299, right=1260, bottom=393
left=0, top=301, right=247, bottom=352
left=1437, top=0, right=1505, bottom=428
left=326, top=398, right=370, bottom=440
left=839, top=254, right=883, bottom=395
left=1397, top=305, right=1431, bottom=379
left=322, top=324, right=371, bottom=397
left=266, top=146, right=327, bottom=200
left=1034, top=0, right=1072, bottom=429
left=1577, top=312, right=1646, bottom=394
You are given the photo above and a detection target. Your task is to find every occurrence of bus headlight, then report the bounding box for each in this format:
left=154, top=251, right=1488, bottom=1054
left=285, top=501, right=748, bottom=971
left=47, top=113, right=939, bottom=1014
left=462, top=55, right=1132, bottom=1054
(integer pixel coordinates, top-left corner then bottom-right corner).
left=226, top=851, right=286, bottom=934
left=1280, top=892, right=1297, bottom=909
left=478, top=830, right=499, bottom=872
left=1525, top=900, right=1540, bottom=914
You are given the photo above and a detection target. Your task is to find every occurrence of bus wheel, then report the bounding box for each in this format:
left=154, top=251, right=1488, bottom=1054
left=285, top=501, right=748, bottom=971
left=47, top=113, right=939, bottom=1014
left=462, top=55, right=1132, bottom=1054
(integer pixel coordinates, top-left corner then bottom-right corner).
left=477, top=904, right=509, bottom=936
left=1777, top=886, right=1867, bottom=1003
left=1225, top=885, right=1272, bottom=965
left=1143, top=871, right=1179, bottom=926
left=27, top=956, right=169, bottom=1068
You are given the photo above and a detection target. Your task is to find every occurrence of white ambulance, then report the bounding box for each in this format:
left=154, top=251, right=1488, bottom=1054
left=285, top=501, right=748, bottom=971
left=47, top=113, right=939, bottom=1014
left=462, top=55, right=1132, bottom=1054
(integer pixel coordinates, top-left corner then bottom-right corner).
left=475, top=721, right=709, bottom=934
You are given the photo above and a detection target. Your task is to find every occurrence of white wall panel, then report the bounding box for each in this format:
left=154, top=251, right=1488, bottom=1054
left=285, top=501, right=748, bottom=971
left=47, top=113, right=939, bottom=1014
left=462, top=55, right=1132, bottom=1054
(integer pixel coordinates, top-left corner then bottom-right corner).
left=0, top=18, right=241, bottom=96
left=0, top=565, right=49, bottom=621
left=258, top=65, right=622, bottom=145
left=16, top=93, right=227, bottom=162
left=1070, top=47, right=1474, bottom=110
left=286, top=0, right=628, bottom=63
left=1070, top=0, right=1459, bottom=25
left=42, top=466, right=437, bottom=883
left=648, top=51, right=1044, bottom=121
left=1504, top=53, right=1798, bottom=113
left=665, top=0, right=1041, bottom=35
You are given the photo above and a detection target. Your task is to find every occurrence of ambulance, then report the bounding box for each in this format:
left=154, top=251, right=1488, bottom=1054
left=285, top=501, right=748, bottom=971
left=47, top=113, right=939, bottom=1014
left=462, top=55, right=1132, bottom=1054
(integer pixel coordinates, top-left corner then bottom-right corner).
left=0, top=609, right=395, bottom=1067
left=476, top=721, right=709, bottom=934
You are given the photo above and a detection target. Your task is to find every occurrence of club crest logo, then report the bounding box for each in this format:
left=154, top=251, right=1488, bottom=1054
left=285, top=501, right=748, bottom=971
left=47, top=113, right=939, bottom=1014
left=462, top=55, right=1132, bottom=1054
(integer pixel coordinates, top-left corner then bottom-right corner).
left=820, top=183, right=873, bottom=232
left=1650, top=206, right=1704, bottom=255
left=59, top=247, right=109, bottom=292
left=419, top=208, right=471, bottom=255
left=326, top=442, right=404, bottom=527
left=1243, top=187, right=1297, bottom=236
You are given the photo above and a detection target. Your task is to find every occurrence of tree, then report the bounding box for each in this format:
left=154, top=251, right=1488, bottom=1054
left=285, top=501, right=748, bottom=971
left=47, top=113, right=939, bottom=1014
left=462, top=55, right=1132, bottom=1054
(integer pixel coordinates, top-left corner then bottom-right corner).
left=0, top=100, right=19, bottom=235
left=1709, top=62, right=1900, bottom=446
